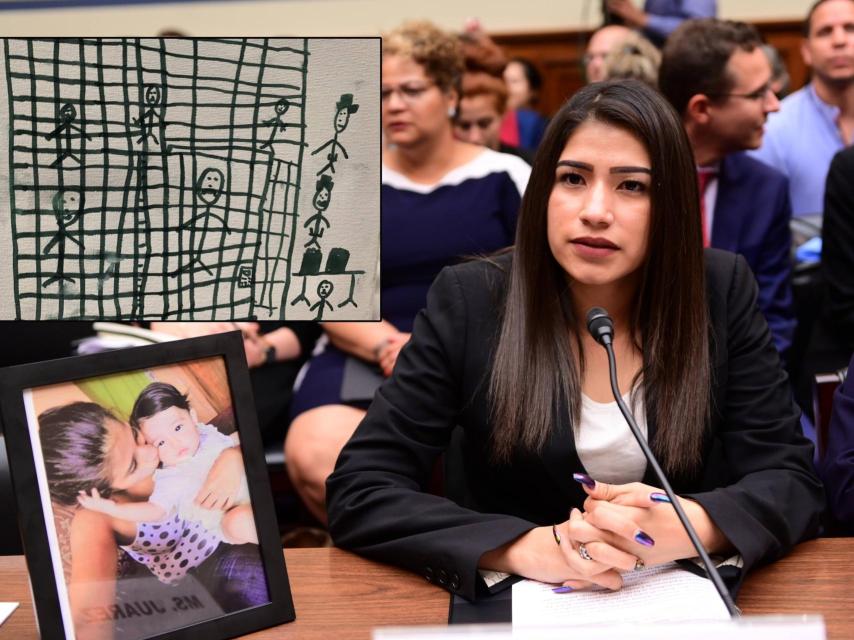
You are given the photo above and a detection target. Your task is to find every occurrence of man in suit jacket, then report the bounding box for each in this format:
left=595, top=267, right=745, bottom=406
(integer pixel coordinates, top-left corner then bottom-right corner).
left=820, top=351, right=854, bottom=532
left=659, top=18, right=796, bottom=357
left=801, top=146, right=854, bottom=416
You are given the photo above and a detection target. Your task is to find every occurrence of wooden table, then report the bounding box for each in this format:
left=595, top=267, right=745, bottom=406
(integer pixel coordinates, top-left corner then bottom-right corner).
left=1, top=538, right=851, bottom=639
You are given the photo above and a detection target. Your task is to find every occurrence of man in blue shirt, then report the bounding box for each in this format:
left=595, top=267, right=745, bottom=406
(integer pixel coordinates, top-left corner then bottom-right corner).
left=660, top=19, right=796, bottom=358
left=749, top=0, right=854, bottom=217
left=605, top=0, right=717, bottom=46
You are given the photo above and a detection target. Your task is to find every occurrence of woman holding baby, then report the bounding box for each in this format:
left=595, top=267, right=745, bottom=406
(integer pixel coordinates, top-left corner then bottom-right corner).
left=38, top=386, right=265, bottom=640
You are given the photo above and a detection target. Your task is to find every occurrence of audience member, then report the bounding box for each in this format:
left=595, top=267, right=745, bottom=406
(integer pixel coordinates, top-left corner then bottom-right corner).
left=454, top=71, right=533, bottom=163
left=819, top=352, right=854, bottom=532
left=659, top=19, right=795, bottom=358
left=501, top=57, right=548, bottom=152
left=762, top=43, right=791, bottom=97
left=601, top=31, right=661, bottom=87
left=584, top=24, right=633, bottom=83
left=284, top=20, right=530, bottom=524
left=749, top=0, right=854, bottom=217
left=327, top=80, right=822, bottom=600
left=458, top=17, right=507, bottom=76
left=805, top=146, right=854, bottom=386
left=605, top=0, right=717, bottom=46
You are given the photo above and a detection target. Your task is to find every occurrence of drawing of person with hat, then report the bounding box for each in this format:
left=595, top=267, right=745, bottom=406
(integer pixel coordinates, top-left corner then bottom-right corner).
left=311, top=93, right=359, bottom=175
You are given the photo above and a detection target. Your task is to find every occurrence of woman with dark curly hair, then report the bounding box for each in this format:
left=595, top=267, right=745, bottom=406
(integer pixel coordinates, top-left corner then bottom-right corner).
left=285, top=20, right=530, bottom=523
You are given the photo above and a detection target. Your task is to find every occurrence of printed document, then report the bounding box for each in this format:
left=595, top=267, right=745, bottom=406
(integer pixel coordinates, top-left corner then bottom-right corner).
left=512, top=562, right=730, bottom=627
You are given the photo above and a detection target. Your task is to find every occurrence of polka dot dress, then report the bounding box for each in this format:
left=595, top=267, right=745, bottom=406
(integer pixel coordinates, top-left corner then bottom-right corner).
left=123, top=513, right=222, bottom=585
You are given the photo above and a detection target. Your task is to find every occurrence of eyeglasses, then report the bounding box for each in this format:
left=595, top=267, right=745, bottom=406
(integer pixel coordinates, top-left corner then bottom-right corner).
left=709, top=81, right=775, bottom=102
left=381, top=82, right=435, bottom=103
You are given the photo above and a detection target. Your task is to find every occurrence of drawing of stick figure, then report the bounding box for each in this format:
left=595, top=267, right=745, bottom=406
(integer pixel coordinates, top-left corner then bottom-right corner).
left=311, top=93, right=359, bottom=175
left=132, top=84, right=163, bottom=145
left=44, top=102, right=93, bottom=168
left=311, top=280, right=334, bottom=320
left=180, top=168, right=231, bottom=233
left=171, top=168, right=230, bottom=277
left=338, top=274, right=358, bottom=308
left=43, top=189, right=84, bottom=287
left=304, top=174, right=333, bottom=249
left=259, top=98, right=300, bottom=150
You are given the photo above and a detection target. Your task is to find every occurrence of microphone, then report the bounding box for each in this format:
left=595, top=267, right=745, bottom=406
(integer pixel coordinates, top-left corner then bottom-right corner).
left=585, top=307, right=740, bottom=618
left=586, top=307, right=614, bottom=346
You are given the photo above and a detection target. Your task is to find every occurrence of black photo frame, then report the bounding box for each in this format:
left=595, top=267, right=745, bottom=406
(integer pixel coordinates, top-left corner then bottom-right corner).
left=0, top=331, right=295, bottom=640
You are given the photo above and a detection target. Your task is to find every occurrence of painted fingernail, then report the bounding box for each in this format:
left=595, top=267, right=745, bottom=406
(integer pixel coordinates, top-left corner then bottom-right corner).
left=650, top=492, right=671, bottom=503
left=573, top=472, right=595, bottom=489
left=552, top=586, right=574, bottom=593
left=634, top=530, right=655, bottom=547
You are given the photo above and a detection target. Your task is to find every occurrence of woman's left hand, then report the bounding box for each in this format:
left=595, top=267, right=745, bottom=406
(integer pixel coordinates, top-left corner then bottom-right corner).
left=195, top=446, right=244, bottom=510
left=377, top=332, right=411, bottom=377
left=579, top=480, right=732, bottom=566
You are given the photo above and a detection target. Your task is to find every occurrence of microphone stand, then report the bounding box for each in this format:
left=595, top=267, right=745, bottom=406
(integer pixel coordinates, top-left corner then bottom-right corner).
left=589, top=309, right=740, bottom=618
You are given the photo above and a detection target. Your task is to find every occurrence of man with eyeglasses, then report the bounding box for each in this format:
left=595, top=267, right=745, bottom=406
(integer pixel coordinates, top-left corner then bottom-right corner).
left=659, top=18, right=795, bottom=360
left=749, top=0, right=854, bottom=218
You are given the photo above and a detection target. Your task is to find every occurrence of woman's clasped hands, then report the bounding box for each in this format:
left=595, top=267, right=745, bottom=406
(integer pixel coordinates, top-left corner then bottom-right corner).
left=494, top=473, right=731, bottom=593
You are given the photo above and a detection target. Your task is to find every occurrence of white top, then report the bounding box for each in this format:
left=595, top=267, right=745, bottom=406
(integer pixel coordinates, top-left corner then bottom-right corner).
left=381, top=147, right=531, bottom=197
left=575, top=391, right=648, bottom=484
left=150, top=423, right=249, bottom=534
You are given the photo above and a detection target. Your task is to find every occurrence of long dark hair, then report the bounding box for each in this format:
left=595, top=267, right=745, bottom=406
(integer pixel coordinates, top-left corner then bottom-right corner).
left=489, top=80, right=709, bottom=477
left=39, top=402, right=118, bottom=505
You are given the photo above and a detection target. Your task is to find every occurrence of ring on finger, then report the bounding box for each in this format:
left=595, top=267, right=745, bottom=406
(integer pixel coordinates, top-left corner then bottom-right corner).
left=634, top=558, right=645, bottom=571
left=578, top=542, right=593, bottom=561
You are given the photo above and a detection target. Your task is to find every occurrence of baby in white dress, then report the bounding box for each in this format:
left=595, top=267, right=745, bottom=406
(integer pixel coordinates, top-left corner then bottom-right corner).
left=78, top=382, right=257, bottom=545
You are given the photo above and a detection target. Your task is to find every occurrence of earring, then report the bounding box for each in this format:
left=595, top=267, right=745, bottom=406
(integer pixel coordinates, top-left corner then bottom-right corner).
left=447, top=106, right=456, bottom=119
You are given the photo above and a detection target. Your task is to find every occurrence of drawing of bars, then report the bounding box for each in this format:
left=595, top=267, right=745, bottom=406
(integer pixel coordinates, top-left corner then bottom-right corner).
left=4, top=37, right=309, bottom=319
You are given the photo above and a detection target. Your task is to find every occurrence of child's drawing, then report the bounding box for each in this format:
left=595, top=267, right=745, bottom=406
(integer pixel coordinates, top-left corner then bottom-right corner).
left=0, top=38, right=380, bottom=320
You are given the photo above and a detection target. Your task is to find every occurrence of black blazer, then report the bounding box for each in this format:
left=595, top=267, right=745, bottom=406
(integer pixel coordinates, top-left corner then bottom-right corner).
left=327, top=249, right=824, bottom=601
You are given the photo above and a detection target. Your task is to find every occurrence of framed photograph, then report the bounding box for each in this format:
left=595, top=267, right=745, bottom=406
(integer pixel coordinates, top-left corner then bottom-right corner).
left=0, top=331, right=295, bottom=640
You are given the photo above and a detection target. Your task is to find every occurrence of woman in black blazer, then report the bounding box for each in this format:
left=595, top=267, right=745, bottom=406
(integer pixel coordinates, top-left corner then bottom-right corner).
left=326, top=80, right=823, bottom=601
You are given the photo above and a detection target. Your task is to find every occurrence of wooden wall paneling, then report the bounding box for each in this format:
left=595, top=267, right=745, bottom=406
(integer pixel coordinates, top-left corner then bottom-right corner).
left=493, top=31, right=587, bottom=118
left=755, top=20, right=809, bottom=93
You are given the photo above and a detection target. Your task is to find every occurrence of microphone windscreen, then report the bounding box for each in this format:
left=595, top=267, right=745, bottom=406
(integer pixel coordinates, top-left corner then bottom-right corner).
left=586, top=307, right=614, bottom=345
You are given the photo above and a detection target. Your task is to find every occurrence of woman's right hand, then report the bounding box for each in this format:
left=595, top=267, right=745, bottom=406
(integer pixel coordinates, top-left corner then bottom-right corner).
left=479, top=508, right=641, bottom=591
left=77, top=488, right=119, bottom=517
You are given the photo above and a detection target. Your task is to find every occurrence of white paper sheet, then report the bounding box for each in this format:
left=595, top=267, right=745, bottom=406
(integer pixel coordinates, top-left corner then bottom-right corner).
left=512, top=562, right=730, bottom=627
left=0, top=602, right=19, bottom=626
